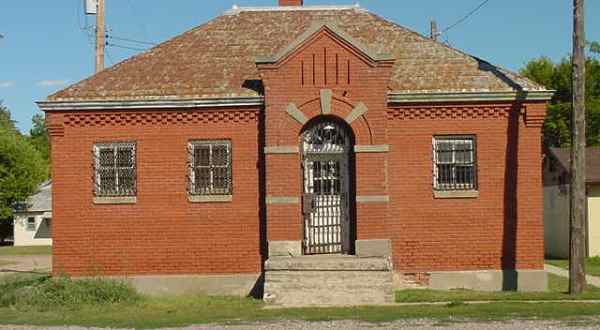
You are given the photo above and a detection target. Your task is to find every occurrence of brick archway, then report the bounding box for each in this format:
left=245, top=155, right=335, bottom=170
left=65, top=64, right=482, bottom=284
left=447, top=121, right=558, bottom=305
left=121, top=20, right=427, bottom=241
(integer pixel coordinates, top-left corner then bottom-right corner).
left=284, top=91, right=374, bottom=145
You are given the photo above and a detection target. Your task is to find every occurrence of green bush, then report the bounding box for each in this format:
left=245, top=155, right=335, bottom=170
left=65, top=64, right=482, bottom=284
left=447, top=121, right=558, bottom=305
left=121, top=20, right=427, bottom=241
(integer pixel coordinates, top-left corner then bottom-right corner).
left=0, top=274, right=140, bottom=311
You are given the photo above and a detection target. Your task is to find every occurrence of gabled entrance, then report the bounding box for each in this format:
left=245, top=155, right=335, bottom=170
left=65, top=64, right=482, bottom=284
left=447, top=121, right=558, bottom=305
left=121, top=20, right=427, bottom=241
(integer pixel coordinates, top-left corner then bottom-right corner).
left=301, top=117, right=354, bottom=254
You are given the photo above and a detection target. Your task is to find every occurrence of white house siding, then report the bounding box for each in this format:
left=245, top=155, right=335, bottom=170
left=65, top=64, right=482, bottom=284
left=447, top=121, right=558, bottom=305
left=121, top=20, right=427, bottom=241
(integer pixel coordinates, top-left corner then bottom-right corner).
left=13, top=211, right=52, bottom=246
left=543, top=184, right=570, bottom=258
left=588, top=185, right=600, bottom=257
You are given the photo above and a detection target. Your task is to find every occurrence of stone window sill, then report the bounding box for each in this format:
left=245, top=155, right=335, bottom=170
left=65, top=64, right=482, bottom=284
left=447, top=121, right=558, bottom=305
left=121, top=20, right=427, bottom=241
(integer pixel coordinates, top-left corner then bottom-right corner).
left=93, top=196, right=137, bottom=205
left=433, top=190, right=479, bottom=199
left=188, top=195, right=233, bottom=203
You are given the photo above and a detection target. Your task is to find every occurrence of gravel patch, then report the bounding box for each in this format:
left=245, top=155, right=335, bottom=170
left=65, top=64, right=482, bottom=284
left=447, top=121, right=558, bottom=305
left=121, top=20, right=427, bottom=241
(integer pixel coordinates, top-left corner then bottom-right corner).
left=2, top=319, right=600, bottom=330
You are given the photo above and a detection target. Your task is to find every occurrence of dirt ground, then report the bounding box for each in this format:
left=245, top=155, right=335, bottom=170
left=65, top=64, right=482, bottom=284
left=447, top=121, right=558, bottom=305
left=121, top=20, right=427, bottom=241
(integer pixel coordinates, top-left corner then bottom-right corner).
left=2, top=319, right=600, bottom=330
left=0, top=255, right=51, bottom=275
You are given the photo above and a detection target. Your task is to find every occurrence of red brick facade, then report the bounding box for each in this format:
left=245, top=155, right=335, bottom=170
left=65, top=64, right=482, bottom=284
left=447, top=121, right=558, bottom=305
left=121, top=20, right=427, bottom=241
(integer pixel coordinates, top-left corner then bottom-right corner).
left=47, top=108, right=263, bottom=275
left=44, top=12, right=547, bottom=279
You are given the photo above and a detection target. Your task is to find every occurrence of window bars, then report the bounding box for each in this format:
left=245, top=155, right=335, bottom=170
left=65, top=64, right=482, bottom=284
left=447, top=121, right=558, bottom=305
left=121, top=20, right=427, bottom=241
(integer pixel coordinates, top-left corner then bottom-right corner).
left=93, top=142, right=137, bottom=196
left=188, top=140, right=232, bottom=195
left=433, top=136, right=477, bottom=191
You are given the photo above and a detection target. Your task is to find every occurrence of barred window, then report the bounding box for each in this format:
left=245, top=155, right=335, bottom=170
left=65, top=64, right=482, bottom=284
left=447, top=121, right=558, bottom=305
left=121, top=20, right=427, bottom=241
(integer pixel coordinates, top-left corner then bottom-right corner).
left=93, top=142, right=136, bottom=197
left=433, top=136, right=477, bottom=191
left=188, top=140, right=232, bottom=195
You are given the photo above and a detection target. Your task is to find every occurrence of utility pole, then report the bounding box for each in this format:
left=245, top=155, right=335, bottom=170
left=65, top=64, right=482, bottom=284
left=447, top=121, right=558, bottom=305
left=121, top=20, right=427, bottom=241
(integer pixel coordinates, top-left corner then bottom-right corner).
left=430, top=20, right=438, bottom=41
left=95, top=0, right=106, bottom=73
left=570, top=0, right=587, bottom=295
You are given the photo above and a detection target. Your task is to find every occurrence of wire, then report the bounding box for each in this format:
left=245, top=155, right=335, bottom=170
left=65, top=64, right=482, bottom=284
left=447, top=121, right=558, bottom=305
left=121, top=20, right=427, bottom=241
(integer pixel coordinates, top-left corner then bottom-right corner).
left=105, top=48, right=115, bottom=66
left=106, top=35, right=156, bottom=46
left=441, top=0, right=492, bottom=34
left=106, top=42, right=146, bottom=52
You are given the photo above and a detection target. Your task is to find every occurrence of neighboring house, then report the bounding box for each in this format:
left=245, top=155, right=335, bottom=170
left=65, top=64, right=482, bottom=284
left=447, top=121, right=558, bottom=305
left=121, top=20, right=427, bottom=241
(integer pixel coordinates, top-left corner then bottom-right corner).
left=13, top=181, right=52, bottom=247
left=544, top=147, right=600, bottom=258
left=37, top=0, right=553, bottom=301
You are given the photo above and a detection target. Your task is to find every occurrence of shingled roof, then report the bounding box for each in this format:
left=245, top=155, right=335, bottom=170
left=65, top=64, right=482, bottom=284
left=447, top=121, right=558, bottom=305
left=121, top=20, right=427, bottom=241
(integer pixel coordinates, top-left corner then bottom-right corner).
left=47, top=5, right=547, bottom=102
left=548, top=148, right=600, bottom=184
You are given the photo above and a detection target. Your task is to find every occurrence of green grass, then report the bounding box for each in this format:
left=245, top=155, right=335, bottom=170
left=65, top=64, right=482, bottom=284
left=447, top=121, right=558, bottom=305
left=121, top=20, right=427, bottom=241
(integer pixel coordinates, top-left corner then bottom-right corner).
left=0, top=274, right=140, bottom=311
left=1, top=273, right=600, bottom=329
left=546, top=257, right=600, bottom=277
left=395, top=274, right=600, bottom=303
left=0, top=245, right=52, bottom=256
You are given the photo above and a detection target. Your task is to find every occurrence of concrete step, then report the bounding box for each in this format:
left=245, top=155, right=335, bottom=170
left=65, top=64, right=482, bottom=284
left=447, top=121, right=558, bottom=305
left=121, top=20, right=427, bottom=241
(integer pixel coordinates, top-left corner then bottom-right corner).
left=264, top=255, right=394, bottom=307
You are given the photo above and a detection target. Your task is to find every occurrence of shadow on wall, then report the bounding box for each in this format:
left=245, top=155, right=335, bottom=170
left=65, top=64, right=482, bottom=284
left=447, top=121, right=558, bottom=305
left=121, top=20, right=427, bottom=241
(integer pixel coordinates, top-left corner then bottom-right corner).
left=502, top=104, right=521, bottom=291
left=475, top=57, right=528, bottom=291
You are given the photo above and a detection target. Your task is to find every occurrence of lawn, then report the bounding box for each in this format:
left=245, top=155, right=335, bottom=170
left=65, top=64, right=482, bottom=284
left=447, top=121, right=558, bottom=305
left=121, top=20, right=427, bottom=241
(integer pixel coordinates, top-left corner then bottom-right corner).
left=1, top=273, right=600, bottom=329
left=546, top=257, right=600, bottom=277
left=396, top=274, right=600, bottom=303
left=0, top=245, right=52, bottom=256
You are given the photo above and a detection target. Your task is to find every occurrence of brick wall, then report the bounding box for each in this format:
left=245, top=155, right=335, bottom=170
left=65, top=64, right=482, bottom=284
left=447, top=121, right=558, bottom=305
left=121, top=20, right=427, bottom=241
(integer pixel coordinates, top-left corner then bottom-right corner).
left=47, top=108, right=263, bottom=276
left=45, top=27, right=547, bottom=276
left=387, top=103, right=545, bottom=272
left=257, top=28, right=393, bottom=250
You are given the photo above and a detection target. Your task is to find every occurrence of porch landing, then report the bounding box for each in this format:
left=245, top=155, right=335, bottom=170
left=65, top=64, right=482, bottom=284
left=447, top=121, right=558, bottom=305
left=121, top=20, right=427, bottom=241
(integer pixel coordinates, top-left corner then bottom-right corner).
left=264, top=255, right=394, bottom=307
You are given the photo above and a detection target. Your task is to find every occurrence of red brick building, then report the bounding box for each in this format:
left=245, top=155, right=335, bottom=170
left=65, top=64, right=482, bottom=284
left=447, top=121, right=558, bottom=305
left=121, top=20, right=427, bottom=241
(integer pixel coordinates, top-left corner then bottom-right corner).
left=39, top=1, right=552, bottom=299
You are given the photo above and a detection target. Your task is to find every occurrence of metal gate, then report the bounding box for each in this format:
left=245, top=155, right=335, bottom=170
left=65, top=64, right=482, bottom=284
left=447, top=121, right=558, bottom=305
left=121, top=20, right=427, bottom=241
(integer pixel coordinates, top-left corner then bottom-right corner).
left=301, top=119, right=351, bottom=255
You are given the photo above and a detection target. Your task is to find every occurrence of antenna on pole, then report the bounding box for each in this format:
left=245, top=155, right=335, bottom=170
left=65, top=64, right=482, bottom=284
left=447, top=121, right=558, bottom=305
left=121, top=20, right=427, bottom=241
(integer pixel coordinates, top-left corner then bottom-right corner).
left=430, top=20, right=439, bottom=41
left=85, top=0, right=105, bottom=73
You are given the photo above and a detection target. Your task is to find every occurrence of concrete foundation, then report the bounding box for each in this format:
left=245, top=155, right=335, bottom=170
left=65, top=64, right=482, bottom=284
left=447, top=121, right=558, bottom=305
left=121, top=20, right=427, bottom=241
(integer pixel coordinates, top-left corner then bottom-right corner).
left=101, top=274, right=261, bottom=297
left=355, top=239, right=391, bottom=257
left=268, top=240, right=302, bottom=257
left=264, top=255, right=394, bottom=307
left=427, top=269, right=548, bottom=292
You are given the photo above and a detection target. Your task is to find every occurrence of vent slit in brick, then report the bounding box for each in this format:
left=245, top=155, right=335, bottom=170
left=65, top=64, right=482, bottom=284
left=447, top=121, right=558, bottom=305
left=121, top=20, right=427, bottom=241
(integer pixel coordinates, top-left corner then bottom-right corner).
left=301, top=60, right=305, bottom=86
left=324, top=48, right=328, bottom=85
left=335, top=54, right=339, bottom=85
left=347, top=59, right=351, bottom=85
left=312, top=54, right=316, bottom=85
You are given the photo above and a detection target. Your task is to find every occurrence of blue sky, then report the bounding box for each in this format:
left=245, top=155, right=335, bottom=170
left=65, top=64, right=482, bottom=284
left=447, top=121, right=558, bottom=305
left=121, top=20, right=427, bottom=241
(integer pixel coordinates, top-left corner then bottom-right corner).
left=1, top=0, right=598, bottom=132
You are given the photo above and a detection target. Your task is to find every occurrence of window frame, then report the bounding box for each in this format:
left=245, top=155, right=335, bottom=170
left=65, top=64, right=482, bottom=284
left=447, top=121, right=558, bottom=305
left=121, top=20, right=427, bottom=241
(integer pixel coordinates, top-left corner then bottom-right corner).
left=26, top=217, right=36, bottom=232
left=432, top=135, right=478, bottom=192
left=92, top=141, right=137, bottom=197
left=187, top=140, right=232, bottom=197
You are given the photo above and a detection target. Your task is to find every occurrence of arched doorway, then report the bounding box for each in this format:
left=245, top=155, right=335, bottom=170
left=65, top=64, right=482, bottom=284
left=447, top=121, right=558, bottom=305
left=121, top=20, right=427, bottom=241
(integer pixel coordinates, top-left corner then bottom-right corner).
left=301, top=117, right=355, bottom=255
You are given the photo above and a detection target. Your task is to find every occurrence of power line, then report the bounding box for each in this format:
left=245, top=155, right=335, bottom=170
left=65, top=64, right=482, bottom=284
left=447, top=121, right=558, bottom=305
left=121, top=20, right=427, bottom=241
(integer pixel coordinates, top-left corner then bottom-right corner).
left=106, top=42, right=146, bottom=52
left=106, top=34, right=156, bottom=46
left=441, top=0, right=492, bottom=34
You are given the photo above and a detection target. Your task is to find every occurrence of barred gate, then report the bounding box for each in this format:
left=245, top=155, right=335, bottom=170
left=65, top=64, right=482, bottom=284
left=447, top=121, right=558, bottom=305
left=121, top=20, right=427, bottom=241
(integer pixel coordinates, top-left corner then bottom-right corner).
left=301, top=119, right=352, bottom=255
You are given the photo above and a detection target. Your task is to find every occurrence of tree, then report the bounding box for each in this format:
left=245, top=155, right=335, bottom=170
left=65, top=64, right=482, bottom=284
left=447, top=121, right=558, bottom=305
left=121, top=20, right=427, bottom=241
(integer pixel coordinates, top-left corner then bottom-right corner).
left=0, top=102, right=18, bottom=134
left=29, top=114, right=50, bottom=162
left=589, top=41, right=600, bottom=55
left=0, top=106, right=48, bottom=220
left=519, top=57, right=600, bottom=147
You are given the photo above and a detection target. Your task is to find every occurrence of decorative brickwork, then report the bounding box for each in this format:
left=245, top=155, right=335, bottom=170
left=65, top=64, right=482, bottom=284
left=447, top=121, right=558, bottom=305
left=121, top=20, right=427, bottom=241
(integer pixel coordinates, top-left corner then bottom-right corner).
left=63, top=109, right=258, bottom=127
left=387, top=105, right=520, bottom=121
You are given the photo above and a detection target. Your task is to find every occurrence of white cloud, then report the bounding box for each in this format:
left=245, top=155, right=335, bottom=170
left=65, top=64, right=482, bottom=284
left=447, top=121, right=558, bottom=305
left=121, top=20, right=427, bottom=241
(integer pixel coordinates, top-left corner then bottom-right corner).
left=36, top=79, right=69, bottom=87
left=0, top=81, right=14, bottom=88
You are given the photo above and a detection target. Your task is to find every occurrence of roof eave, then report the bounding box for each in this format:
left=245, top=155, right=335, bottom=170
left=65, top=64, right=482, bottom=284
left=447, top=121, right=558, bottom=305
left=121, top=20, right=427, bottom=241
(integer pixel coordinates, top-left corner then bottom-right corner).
left=37, top=96, right=265, bottom=112
left=388, top=90, right=556, bottom=104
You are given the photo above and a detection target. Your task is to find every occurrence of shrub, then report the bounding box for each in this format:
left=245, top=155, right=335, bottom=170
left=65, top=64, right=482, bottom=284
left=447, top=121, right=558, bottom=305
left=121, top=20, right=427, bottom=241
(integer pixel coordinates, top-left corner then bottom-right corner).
left=0, top=274, right=140, bottom=311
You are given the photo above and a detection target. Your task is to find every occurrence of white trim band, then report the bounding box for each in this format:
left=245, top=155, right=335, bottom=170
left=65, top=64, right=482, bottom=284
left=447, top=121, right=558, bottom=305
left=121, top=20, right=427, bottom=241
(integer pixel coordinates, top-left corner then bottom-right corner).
left=354, top=145, right=390, bottom=153
left=264, top=146, right=300, bottom=154
left=266, top=196, right=300, bottom=205
left=37, top=97, right=265, bottom=112
left=388, top=91, right=554, bottom=104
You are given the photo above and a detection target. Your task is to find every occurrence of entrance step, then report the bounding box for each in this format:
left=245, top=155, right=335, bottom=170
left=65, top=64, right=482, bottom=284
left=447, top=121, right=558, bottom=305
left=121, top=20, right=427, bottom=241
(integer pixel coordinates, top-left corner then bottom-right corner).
left=264, top=255, right=394, bottom=307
